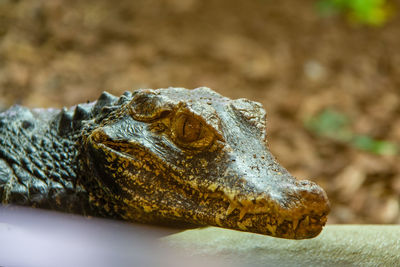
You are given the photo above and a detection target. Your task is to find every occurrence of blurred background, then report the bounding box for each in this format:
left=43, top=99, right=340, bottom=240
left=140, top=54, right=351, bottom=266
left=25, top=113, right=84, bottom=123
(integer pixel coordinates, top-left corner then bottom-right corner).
left=0, top=0, right=399, bottom=224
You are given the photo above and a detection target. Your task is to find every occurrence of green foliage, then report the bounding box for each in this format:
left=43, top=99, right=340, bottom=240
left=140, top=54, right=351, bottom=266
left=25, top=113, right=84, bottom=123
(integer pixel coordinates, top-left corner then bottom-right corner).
left=352, top=135, right=398, bottom=155
left=305, top=109, right=352, bottom=142
left=305, top=108, right=399, bottom=155
left=317, top=0, right=393, bottom=26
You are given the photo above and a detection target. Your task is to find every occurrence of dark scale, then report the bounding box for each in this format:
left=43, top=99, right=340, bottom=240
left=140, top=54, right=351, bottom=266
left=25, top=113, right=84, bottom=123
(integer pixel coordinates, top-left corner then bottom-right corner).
left=0, top=105, right=91, bottom=213
left=0, top=92, right=123, bottom=217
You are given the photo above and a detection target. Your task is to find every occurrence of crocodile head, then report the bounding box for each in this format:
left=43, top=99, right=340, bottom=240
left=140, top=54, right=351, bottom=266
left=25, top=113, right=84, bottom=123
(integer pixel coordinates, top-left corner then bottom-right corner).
left=81, top=87, right=330, bottom=239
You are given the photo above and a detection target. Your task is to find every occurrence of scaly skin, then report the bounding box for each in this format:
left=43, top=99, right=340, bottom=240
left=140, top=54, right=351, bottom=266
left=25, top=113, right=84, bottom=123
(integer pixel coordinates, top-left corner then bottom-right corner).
left=0, top=87, right=330, bottom=239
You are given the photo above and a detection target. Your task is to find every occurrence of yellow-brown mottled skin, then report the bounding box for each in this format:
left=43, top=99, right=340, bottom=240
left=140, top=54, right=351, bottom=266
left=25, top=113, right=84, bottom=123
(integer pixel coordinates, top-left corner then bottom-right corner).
left=0, top=87, right=329, bottom=239
left=78, top=87, right=330, bottom=239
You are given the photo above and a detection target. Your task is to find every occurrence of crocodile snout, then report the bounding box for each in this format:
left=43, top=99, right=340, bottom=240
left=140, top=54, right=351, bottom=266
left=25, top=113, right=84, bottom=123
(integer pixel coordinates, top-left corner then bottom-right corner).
left=210, top=158, right=330, bottom=239
left=287, top=180, right=330, bottom=239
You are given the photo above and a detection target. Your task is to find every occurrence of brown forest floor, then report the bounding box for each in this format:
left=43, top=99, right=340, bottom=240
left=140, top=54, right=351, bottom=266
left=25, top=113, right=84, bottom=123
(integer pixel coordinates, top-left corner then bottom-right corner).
left=1, top=0, right=400, bottom=224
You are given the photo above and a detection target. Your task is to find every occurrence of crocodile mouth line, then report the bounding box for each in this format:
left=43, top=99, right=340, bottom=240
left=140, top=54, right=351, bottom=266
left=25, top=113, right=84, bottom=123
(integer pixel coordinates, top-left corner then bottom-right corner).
left=97, top=141, right=138, bottom=160
left=89, top=131, right=328, bottom=239
left=90, top=132, right=155, bottom=162
left=221, top=198, right=328, bottom=239
left=181, top=186, right=328, bottom=239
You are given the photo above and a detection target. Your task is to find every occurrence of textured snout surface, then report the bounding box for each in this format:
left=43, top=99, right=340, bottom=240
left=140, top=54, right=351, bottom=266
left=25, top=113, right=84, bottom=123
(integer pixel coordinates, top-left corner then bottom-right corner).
left=207, top=174, right=330, bottom=239
left=297, top=180, right=330, bottom=215
left=289, top=180, right=330, bottom=239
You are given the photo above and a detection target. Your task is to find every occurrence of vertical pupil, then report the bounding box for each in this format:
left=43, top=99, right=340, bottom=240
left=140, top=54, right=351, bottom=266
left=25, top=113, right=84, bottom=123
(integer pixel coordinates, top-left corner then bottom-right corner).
left=181, top=116, right=201, bottom=142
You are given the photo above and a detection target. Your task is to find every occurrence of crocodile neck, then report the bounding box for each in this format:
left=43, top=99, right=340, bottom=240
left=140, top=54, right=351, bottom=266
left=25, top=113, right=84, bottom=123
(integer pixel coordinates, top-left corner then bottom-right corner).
left=0, top=91, right=125, bottom=217
left=0, top=105, right=92, bottom=214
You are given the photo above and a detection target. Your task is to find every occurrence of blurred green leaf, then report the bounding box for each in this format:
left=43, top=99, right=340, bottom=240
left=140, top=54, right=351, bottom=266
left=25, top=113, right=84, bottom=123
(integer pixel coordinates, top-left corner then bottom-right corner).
left=305, top=108, right=399, bottom=155
left=316, top=0, right=394, bottom=26
left=352, top=135, right=398, bottom=155
left=305, top=108, right=352, bottom=142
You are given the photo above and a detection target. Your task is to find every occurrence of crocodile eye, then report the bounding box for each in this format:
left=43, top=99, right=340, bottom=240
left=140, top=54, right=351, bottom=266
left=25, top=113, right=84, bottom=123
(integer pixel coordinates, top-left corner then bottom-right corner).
left=175, top=114, right=202, bottom=143
left=171, top=113, right=214, bottom=149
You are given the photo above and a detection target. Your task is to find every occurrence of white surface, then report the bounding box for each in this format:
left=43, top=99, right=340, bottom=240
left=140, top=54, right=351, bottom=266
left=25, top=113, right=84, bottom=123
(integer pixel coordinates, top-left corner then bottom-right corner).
left=2, top=206, right=399, bottom=267
left=164, top=225, right=400, bottom=267
left=0, top=206, right=223, bottom=267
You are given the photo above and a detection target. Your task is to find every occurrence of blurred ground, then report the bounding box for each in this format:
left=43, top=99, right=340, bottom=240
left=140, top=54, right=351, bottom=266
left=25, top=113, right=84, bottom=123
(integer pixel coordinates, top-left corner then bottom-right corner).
left=0, top=0, right=399, bottom=224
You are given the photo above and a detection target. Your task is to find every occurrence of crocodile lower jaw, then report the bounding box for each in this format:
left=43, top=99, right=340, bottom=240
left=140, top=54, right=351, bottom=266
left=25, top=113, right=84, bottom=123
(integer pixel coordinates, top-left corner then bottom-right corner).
left=196, top=190, right=329, bottom=239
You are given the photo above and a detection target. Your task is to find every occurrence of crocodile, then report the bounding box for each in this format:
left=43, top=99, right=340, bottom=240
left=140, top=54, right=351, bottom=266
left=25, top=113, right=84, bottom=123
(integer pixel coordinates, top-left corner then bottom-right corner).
left=0, top=87, right=330, bottom=239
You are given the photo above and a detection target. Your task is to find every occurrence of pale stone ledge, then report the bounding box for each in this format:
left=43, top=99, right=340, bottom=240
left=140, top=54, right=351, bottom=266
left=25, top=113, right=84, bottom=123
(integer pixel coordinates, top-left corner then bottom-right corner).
left=163, top=225, right=400, bottom=267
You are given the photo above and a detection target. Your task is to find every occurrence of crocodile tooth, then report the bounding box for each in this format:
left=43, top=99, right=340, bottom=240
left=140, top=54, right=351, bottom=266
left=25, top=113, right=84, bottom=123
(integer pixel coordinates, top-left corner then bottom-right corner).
left=266, top=224, right=277, bottom=235
left=215, top=215, right=222, bottom=226
left=237, top=221, right=247, bottom=231
left=292, top=219, right=299, bottom=231
left=304, top=216, right=310, bottom=225
left=226, top=202, right=236, bottom=216
left=239, top=208, right=247, bottom=220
